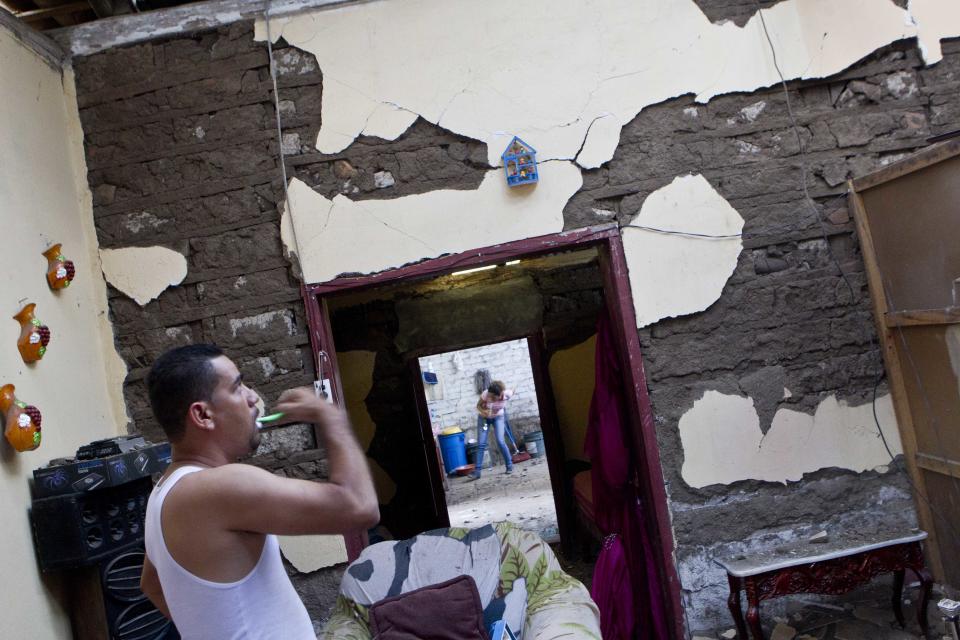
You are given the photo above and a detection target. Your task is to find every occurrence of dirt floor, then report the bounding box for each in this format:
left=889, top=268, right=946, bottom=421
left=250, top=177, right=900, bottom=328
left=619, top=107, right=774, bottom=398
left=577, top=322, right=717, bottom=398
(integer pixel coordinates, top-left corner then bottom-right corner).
left=444, top=454, right=560, bottom=542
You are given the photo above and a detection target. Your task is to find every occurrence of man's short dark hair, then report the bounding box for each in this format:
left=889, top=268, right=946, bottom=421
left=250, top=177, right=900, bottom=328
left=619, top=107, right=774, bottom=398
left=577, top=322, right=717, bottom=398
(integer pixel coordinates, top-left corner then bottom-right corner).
left=487, top=381, right=504, bottom=396
left=147, top=344, right=224, bottom=441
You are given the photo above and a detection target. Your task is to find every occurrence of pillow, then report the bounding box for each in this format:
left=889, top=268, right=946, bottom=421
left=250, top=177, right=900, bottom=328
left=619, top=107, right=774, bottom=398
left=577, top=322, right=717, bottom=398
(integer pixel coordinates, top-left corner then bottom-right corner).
left=369, top=575, right=490, bottom=640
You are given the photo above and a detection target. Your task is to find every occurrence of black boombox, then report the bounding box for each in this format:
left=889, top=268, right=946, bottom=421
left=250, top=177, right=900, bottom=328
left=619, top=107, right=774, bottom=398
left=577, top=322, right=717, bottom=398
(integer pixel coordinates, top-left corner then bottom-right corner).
left=29, top=437, right=179, bottom=639
left=30, top=436, right=171, bottom=571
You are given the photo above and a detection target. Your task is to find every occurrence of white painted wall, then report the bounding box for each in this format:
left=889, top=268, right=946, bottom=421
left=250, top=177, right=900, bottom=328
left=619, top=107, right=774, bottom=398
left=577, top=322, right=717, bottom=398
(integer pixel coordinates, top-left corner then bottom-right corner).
left=679, top=390, right=903, bottom=487
left=280, top=163, right=580, bottom=284
left=419, top=339, right=539, bottom=440
left=0, top=32, right=127, bottom=640
left=99, top=246, right=187, bottom=305
left=257, top=0, right=959, bottom=168
left=623, top=174, right=744, bottom=328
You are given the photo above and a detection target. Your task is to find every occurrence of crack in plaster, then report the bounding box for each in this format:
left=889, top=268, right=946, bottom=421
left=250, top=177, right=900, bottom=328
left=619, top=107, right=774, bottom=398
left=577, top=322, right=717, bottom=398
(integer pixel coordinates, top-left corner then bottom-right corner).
left=622, top=174, right=745, bottom=328
left=255, top=0, right=959, bottom=170
left=280, top=161, right=581, bottom=284
left=679, top=389, right=903, bottom=488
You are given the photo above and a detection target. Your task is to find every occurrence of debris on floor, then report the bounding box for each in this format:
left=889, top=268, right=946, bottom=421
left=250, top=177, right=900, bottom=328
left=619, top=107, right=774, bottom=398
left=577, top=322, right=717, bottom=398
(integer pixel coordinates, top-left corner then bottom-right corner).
left=445, top=457, right=559, bottom=542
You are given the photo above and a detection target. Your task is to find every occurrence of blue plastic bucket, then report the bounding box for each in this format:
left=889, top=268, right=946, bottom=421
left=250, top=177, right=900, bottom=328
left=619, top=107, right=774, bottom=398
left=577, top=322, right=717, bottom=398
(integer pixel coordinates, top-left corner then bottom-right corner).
left=523, top=431, right=545, bottom=458
left=438, top=431, right=467, bottom=474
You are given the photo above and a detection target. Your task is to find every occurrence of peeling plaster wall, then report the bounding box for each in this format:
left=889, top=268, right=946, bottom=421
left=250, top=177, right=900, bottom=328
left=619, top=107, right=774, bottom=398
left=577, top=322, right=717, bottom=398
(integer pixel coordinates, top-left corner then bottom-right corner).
left=679, top=390, right=901, bottom=487
left=256, top=0, right=959, bottom=168
left=0, top=32, right=127, bottom=640
left=282, top=163, right=580, bottom=283
left=100, top=246, right=188, bottom=305
left=279, top=533, right=347, bottom=573
left=70, top=8, right=960, bottom=632
left=623, top=174, right=744, bottom=327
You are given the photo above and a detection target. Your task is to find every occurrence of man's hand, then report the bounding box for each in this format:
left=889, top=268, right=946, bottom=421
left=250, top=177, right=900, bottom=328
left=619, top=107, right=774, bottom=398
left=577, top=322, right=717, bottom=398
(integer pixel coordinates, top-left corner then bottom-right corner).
left=273, top=386, right=345, bottom=427
left=197, top=385, right=380, bottom=536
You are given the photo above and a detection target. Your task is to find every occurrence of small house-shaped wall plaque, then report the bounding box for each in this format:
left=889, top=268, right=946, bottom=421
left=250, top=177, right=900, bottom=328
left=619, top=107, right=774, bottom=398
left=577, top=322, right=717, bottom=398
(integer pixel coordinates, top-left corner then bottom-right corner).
left=502, top=137, right=538, bottom=187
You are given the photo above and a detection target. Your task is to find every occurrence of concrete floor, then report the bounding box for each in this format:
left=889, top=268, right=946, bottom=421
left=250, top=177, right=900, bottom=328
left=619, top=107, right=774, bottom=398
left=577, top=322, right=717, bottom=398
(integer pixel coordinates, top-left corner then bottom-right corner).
left=444, top=455, right=560, bottom=542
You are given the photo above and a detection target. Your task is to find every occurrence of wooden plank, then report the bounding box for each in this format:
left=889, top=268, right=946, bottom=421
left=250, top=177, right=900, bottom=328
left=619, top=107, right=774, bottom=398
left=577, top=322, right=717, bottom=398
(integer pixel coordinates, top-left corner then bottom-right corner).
left=847, top=186, right=946, bottom=582
left=884, top=308, right=960, bottom=328
left=111, top=287, right=303, bottom=335
left=15, top=2, right=90, bottom=22
left=87, top=129, right=278, bottom=173
left=916, top=453, right=960, bottom=479
left=94, top=169, right=277, bottom=218
left=49, top=0, right=360, bottom=58
left=77, top=50, right=269, bottom=109
left=0, top=4, right=65, bottom=69
left=852, top=138, right=960, bottom=192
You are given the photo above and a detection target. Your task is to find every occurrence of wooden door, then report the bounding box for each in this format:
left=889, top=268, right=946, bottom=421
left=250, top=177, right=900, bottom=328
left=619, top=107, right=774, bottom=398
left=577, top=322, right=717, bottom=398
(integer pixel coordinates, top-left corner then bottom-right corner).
left=407, top=357, right=452, bottom=531
left=849, top=139, right=960, bottom=587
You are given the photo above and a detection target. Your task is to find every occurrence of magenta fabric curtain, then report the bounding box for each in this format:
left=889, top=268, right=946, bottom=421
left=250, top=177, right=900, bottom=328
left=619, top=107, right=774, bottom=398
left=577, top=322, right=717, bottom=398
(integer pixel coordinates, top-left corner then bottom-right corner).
left=586, top=313, right=667, bottom=640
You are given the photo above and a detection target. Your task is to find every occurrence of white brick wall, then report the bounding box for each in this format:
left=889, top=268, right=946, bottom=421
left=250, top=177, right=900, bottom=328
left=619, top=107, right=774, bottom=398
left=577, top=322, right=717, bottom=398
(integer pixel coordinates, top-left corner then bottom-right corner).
left=419, top=338, right=540, bottom=444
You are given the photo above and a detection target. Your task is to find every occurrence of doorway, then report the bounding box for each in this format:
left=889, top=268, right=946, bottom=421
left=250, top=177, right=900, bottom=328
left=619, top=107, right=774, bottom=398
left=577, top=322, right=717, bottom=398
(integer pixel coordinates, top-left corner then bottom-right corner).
left=302, top=224, right=683, bottom=638
left=417, top=338, right=561, bottom=543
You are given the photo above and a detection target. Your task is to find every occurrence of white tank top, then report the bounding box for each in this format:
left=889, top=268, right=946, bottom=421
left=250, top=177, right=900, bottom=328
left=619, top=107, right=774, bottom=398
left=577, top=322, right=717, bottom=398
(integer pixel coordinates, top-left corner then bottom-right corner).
left=144, top=465, right=315, bottom=640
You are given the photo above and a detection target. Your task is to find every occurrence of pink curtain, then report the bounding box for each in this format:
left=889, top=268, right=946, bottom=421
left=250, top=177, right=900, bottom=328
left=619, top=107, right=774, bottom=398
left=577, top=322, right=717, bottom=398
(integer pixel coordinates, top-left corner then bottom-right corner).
left=586, top=313, right=667, bottom=640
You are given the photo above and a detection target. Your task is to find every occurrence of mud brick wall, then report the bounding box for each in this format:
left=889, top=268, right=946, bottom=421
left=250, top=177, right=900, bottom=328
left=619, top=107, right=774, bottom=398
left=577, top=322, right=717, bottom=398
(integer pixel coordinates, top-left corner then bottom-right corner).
left=563, top=40, right=960, bottom=630
left=71, top=19, right=960, bottom=633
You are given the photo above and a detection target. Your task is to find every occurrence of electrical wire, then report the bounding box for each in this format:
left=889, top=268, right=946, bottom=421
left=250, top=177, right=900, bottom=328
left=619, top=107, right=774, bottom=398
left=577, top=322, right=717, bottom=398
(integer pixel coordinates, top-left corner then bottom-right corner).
left=751, top=0, right=858, bottom=302
left=263, top=3, right=333, bottom=388
left=622, top=191, right=852, bottom=242
left=621, top=224, right=742, bottom=240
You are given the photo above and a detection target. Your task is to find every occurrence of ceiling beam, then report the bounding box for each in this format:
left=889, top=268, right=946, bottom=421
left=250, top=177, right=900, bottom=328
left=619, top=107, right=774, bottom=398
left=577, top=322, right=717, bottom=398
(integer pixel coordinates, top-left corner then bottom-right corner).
left=0, top=7, right=67, bottom=69
left=15, top=1, right=91, bottom=23
left=48, top=0, right=366, bottom=59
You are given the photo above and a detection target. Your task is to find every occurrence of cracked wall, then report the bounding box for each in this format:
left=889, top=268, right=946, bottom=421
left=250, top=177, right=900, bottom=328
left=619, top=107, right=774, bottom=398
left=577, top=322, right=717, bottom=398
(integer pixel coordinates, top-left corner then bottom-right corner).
left=256, top=0, right=959, bottom=168
left=69, top=5, right=960, bottom=633
left=281, top=162, right=580, bottom=283
left=679, top=390, right=901, bottom=487
left=623, top=174, right=745, bottom=327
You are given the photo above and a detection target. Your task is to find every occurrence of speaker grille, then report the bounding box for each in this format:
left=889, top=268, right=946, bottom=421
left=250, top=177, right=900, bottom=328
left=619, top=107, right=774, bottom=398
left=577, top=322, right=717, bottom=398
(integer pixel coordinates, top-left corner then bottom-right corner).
left=113, top=600, right=174, bottom=640
left=102, top=549, right=176, bottom=640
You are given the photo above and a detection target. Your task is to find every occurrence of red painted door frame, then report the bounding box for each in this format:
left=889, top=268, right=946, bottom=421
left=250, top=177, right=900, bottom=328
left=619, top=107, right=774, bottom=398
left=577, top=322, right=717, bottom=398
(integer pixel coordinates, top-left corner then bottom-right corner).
left=301, top=223, right=683, bottom=638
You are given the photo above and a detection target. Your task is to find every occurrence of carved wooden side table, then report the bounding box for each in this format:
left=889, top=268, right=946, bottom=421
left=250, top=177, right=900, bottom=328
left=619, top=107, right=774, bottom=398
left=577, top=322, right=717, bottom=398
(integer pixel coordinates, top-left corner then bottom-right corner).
left=717, top=530, right=931, bottom=640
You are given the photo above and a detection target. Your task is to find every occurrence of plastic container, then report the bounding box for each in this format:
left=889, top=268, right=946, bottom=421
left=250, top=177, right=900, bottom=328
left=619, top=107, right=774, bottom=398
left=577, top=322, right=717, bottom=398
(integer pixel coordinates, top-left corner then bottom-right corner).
left=465, top=442, right=491, bottom=469
left=523, top=431, right=545, bottom=458
left=438, top=430, right=466, bottom=474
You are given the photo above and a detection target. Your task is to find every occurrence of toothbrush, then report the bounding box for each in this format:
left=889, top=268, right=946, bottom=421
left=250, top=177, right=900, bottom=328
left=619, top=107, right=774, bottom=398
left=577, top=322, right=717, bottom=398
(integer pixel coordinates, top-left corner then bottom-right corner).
left=256, top=412, right=285, bottom=427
